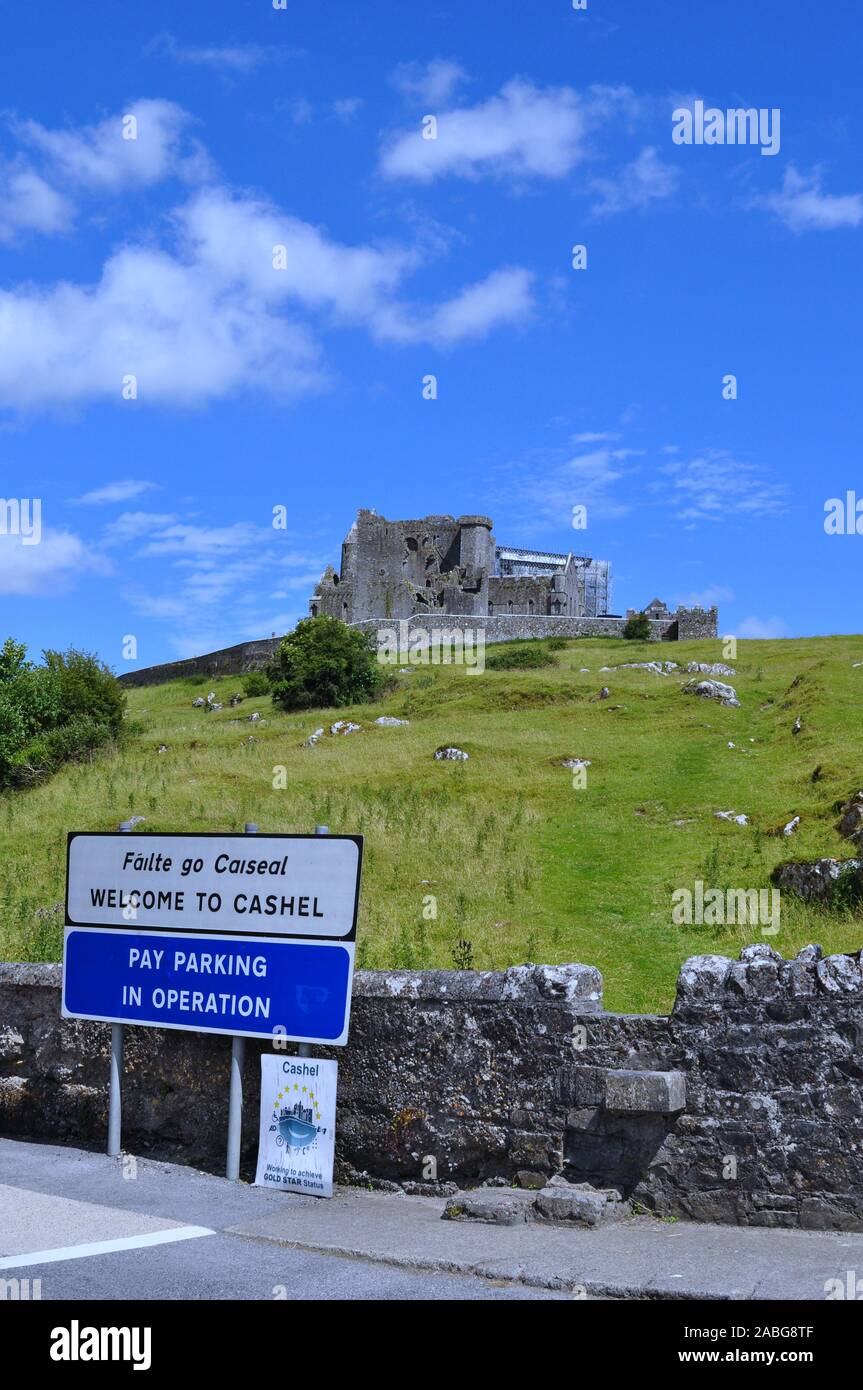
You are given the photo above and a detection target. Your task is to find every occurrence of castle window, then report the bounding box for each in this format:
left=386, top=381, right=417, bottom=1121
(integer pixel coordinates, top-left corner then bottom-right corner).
left=311, top=604, right=318, bottom=617
left=406, top=537, right=418, bottom=552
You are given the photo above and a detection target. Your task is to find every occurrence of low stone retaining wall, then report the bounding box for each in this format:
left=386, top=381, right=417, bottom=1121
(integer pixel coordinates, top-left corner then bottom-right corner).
left=350, top=614, right=674, bottom=643
left=2, top=942, right=861, bottom=1229
left=117, top=607, right=720, bottom=688
left=118, top=638, right=280, bottom=688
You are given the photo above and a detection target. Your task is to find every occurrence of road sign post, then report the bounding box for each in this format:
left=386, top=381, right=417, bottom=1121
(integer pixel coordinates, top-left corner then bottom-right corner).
left=107, top=819, right=133, bottom=1158
left=225, top=823, right=258, bottom=1181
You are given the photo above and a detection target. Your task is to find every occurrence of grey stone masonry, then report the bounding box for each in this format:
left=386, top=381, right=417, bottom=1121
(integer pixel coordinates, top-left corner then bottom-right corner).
left=604, top=1070, right=686, bottom=1114
left=2, top=943, right=859, bottom=1229
left=351, top=609, right=717, bottom=647
left=119, top=637, right=280, bottom=688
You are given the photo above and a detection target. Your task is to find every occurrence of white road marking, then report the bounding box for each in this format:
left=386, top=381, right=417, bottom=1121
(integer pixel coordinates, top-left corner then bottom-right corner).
left=0, top=1225, right=215, bottom=1269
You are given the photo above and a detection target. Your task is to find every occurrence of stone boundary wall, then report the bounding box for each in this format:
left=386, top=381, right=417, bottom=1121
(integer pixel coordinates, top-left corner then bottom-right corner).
left=116, top=609, right=719, bottom=688
left=118, top=638, right=281, bottom=688
left=351, top=614, right=673, bottom=643
left=2, top=942, right=862, bottom=1229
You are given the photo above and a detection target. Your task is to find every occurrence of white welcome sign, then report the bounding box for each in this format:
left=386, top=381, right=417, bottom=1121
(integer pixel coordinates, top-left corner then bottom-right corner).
left=254, top=1055, right=337, bottom=1198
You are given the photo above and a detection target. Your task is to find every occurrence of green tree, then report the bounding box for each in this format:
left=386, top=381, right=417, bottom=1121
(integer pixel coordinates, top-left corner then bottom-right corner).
left=623, top=611, right=651, bottom=640
left=267, top=616, right=387, bottom=712
left=0, top=637, right=28, bottom=683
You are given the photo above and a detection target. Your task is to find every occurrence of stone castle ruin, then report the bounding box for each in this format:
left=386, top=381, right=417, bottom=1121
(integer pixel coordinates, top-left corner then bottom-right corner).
left=119, top=507, right=718, bottom=687
left=309, top=509, right=717, bottom=643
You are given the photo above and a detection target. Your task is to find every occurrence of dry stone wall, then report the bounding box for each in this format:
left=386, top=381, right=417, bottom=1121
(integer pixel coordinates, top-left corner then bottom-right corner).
left=2, top=942, right=860, bottom=1229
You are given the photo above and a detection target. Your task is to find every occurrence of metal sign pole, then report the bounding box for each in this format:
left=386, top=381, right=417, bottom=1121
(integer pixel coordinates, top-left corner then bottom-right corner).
left=296, top=824, right=330, bottom=1060
left=107, top=820, right=132, bottom=1157
left=226, top=823, right=257, bottom=1181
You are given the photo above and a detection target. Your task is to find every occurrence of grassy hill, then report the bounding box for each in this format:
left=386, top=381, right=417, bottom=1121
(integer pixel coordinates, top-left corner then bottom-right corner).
left=2, top=633, right=861, bottom=1013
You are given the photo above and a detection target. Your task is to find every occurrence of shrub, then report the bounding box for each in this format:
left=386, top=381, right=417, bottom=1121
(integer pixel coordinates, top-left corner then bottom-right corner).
left=267, top=616, right=387, bottom=712
left=545, top=636, right=570, bottom=651
left=0, top=640, right=125, bottom=787
left=242, top=670, right=271, bottom=697
left=485, top=644, right=556, bottom=670
left=10, top=715, right=116, bottom=785
left=623, top=611, right=651, bottom=641
left=44, top=648, right=125, bottom=734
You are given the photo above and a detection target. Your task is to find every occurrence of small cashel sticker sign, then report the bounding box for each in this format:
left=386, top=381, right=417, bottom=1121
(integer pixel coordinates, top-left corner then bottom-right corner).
left=62, top=831, right=363, bottom=1044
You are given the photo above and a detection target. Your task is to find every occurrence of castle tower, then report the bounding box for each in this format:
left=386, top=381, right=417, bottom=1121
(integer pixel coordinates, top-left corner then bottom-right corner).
left=457, top=515, right=494, bottom=575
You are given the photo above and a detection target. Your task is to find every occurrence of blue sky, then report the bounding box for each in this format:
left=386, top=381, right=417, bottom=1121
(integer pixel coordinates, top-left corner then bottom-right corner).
left=0, top=0, right=861, bottom=670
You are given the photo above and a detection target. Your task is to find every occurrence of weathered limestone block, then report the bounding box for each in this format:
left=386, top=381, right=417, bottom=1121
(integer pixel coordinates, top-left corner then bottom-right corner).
left=772, top=858, right=863, bottom=903
left=442, top=1189, right=535, bottom=1225
left=604, top=1069, right=686, bottom=1115
left=674, top=954, right=731, bottom=1009
left=534, top=1185, right=607, bottom=1226
left=816, top=954, right=863, bottom=994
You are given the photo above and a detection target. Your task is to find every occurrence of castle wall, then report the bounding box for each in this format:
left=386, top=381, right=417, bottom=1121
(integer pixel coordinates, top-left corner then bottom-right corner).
left=117, top=638, right=281, bottom=688
left=349, top=512, right=469, bottom=622
left=118, top=607, right=718, bottom=689
left=351, top=612, right=701, bottom=643
left=487, top=575, right=557, bottom=616
left=676, top=606, right=720, bottom=640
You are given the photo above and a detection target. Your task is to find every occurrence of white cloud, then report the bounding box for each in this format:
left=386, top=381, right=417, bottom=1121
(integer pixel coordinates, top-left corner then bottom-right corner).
left=0, top=528, right=108, bottom=594
left=289, top=98, right=313, bottom=128
left=375, top=267, right=534, bottom=346
left=72, top=479, right=158, bottom=505
left=658, top=450, right=787, bottom=521
left=761, top=164, right=863, bottom=232
left=0, top=165, right=72, bottom=242
left=16, top=99, right=207, bottom=192
left=590, top=146, right=678, bottom=215
left=146, top=33, right=286, bottom=74
left=674, top=585, right=735, bottom=608
left=135, top=521, right=267, bottom=558
left=736, top=616, right=789, bottom=639
left=118, top=518, right=319, bottom=654
left=572, top=430, right=621, bottom=443
left=429, top=268, right=533, bottom=344
left=103, top=511, right=179, bottom=544
left=271, top=571, right=328, bottom=596
left=379, top=80, right=632, bottom=183
left=0, top=118, right=535, bottom=411
left=495, top=439, right=640, bottom=533
left=177, top=187, right=414, bottom=320
left=332, top=98, right=363, bottom=124
left=389, top=59, right=468, bottom=108
left=0, top=235, right=327, bottom=409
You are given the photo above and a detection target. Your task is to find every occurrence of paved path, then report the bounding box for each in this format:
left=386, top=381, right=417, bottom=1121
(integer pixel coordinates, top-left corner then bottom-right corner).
left=1, top=1137, right=860, bottom=1300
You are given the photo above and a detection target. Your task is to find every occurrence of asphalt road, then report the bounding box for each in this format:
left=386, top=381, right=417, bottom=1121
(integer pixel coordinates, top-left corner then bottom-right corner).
left=0, top=1138, right=566, bottom=1301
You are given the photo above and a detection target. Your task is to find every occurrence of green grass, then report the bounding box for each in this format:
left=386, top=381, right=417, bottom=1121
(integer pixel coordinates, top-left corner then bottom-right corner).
left=1, top=634, right=862, bottom=1012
